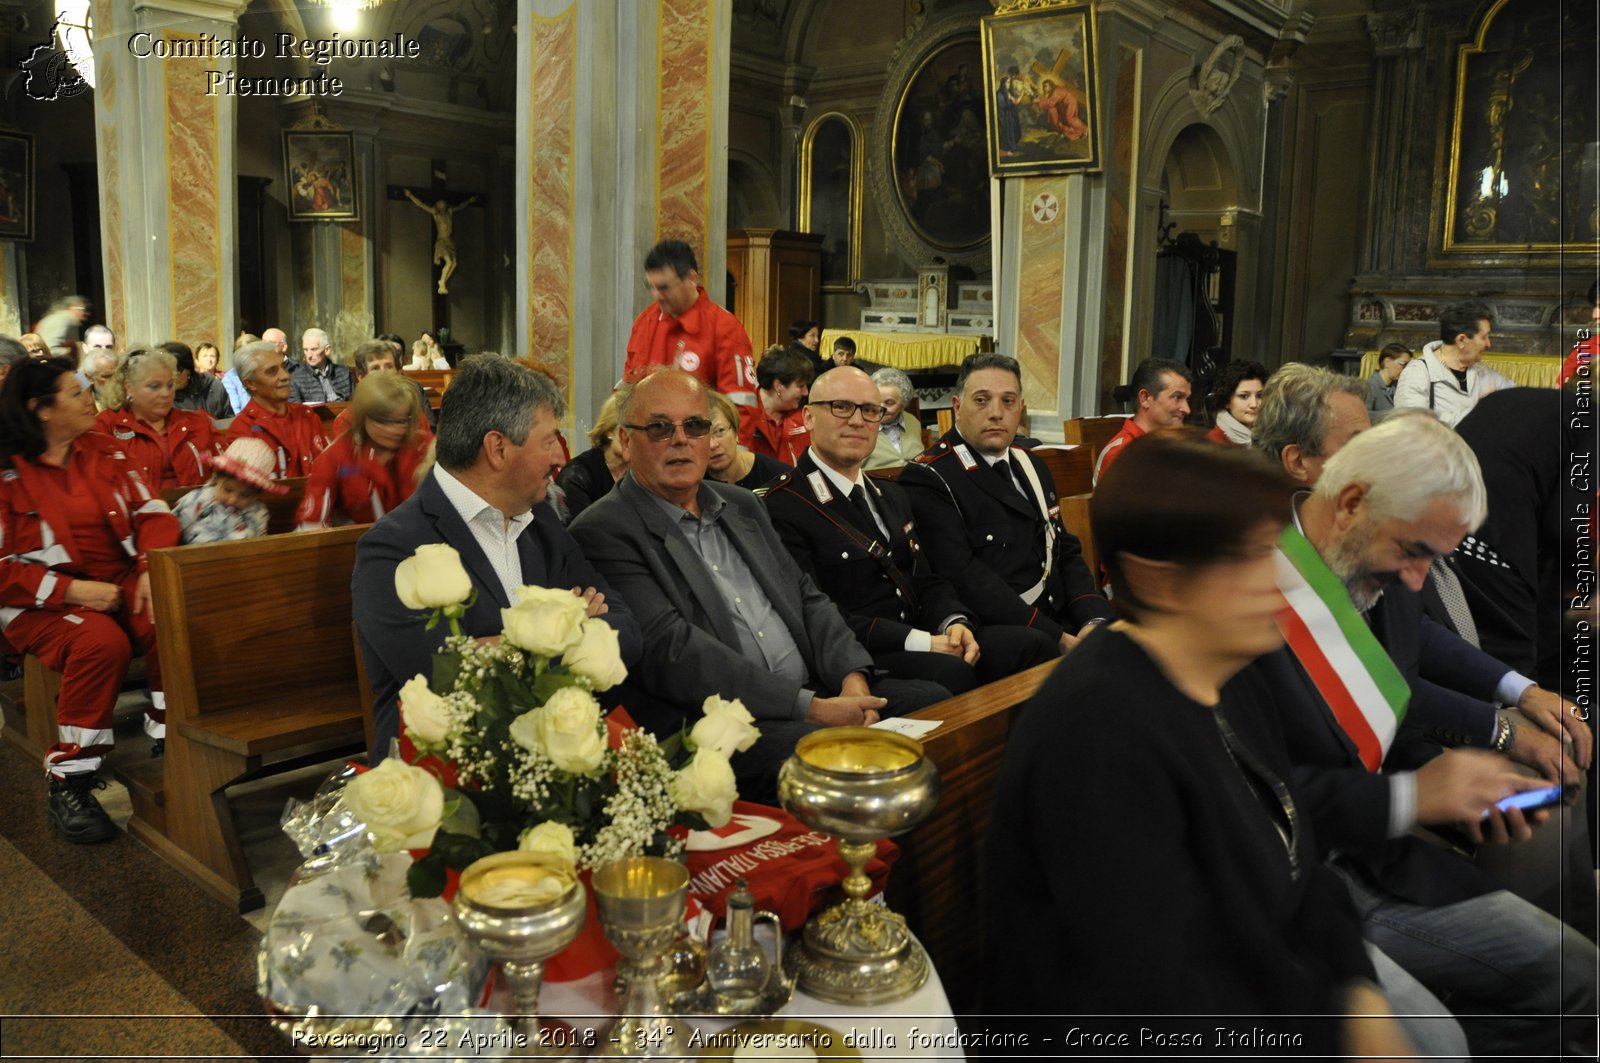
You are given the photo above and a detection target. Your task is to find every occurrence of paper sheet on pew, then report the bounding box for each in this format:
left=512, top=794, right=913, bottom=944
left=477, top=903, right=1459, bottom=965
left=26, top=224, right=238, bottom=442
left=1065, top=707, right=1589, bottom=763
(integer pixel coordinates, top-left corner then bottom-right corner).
left=870, top=717, right=942, bottom=740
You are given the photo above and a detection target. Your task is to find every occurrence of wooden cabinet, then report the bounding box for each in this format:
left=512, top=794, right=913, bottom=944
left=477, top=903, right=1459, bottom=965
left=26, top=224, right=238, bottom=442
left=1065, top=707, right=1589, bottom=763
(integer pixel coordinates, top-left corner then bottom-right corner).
left=726, top=229, right=823, bottom=352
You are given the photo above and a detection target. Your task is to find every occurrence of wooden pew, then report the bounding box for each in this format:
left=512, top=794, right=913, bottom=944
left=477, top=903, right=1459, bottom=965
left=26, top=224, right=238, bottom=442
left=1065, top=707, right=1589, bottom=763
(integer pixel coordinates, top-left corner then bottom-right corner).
left=886, top=659, right=1055, bottom=1013
left=129, top=525, right=370, bottom=912
left=1063, top=415, right=1127, bottom=468
left=159, top=476, right=309, bottom=535
left=1030, top=444, right=1092, bottom=499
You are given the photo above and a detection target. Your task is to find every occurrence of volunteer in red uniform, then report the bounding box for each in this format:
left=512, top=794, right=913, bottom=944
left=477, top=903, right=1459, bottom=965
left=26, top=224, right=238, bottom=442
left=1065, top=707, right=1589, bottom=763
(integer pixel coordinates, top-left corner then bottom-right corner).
left=223, top=339, right=328, bottom=478
left=738, top=345, right=814, bottom=465
left=0, top=358, right=181, bottom=844
left=93, top=347, right=220, bottom=489
left=1094, top=357, right=1192, bottom=484
left=623, top=239, right=757, bottom=407
left=296, top=372, right=431, bottom=529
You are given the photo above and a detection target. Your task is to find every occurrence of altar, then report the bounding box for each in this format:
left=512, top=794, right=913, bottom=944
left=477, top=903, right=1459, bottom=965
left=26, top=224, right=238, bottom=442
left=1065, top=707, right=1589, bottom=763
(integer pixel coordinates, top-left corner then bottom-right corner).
left=820, top=329, right=988, bottom=371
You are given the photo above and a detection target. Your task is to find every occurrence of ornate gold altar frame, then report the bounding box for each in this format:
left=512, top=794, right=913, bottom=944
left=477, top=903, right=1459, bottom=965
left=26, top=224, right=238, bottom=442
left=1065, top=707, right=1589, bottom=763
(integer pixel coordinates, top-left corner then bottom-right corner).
left=871, top=12, right=991, bottom=269
left=798, top=111, right=864, bottom=293
left=981, top=0, right=1102, bottom=177
left=1433, top=0, right=1597, bottom=264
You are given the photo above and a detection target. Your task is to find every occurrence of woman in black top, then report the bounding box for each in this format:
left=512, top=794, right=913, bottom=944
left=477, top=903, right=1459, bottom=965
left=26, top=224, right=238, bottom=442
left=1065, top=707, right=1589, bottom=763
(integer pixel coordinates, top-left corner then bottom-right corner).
left=706, top=389, right=790, bottom=491
left=555, top=384, right=630, bottom=522
left=982, top=431, right=1410, bottom=1057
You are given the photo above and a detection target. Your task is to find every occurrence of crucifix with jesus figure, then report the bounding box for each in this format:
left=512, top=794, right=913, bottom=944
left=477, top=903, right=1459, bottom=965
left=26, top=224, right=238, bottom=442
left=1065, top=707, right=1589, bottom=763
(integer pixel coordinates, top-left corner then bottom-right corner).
left=387, top=160, right=485, bottom=330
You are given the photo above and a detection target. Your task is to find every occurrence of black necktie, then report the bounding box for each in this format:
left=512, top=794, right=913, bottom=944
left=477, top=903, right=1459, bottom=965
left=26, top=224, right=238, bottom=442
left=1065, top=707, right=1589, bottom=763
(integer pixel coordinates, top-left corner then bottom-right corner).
left=848, top=484, right=882, bottom=538
left=996, top=456, right=1024, bottom=497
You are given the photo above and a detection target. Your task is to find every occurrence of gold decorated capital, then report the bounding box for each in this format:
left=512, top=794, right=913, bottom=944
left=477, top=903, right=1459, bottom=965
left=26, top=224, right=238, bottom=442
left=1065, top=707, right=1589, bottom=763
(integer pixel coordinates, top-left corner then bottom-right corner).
left=993, top=0, right=1084, bottom=13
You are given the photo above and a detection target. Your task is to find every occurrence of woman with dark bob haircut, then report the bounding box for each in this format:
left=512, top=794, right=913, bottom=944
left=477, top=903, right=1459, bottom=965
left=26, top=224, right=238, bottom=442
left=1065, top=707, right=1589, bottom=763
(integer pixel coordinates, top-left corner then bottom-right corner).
left=1207, top=359, right=1269, bottom=447
left=0, top=358, right=182, bottom=844
left=981, top=430, right=1412, bottom=1056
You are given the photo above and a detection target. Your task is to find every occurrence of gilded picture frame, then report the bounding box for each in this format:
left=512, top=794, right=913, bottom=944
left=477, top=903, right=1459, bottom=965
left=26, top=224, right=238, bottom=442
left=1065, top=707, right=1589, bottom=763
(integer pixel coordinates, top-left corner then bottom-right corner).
left=0, top=131, right=36, bottom=243
left=283, top=130, right=359, bottom=222
left=799, top=112, right=864, bottom=293
left=981, top=1, right=1102, bottom=177
left=1435, top=0, right=1598, bottom=262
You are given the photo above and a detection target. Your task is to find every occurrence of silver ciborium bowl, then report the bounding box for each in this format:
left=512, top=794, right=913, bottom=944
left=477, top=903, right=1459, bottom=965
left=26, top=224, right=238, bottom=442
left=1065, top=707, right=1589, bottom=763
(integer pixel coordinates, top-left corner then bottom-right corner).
left=777, top=726, right=940, bottom=1005
left=591, top=856, right=693, bottom=1060
left=452, top=852, right=587, bottom=1051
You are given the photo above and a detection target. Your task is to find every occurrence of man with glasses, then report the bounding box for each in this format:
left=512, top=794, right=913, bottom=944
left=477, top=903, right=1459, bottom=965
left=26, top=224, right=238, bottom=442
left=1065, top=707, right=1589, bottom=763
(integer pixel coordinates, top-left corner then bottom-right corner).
left=763, top=368, right=1057, bottom=692
left=354, top=355, right=640, bottom=758
left=289, top=327, right=356, bottom=404
left=900, top=353, right=1112, bottom=657
left=570, top=369, right=947, bottom=802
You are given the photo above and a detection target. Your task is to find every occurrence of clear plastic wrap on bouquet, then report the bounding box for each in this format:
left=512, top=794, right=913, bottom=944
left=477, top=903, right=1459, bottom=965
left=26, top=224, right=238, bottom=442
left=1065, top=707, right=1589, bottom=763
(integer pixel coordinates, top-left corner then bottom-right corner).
left=279, top=762, right=373, bottom=883
left=259, top=842, right=487, bottom=1044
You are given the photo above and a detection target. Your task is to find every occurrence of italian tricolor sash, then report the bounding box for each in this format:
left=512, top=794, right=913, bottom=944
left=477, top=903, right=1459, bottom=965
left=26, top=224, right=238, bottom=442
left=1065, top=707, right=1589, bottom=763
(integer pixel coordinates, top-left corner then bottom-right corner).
left=1274, top=526, right=1410, bottom=771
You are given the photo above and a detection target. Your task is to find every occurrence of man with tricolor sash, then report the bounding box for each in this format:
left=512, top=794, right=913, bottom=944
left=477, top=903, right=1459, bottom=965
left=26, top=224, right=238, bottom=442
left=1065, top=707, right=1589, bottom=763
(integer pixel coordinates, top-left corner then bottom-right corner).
left=1250, top=413, right=1595, bottom=1059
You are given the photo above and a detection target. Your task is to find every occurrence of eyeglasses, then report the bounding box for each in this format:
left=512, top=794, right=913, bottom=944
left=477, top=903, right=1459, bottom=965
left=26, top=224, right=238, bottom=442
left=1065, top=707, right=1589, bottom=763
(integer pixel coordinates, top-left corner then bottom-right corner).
left=624, top=417, right=713, bottom=442
left=815, top=399, right=887, bottom=423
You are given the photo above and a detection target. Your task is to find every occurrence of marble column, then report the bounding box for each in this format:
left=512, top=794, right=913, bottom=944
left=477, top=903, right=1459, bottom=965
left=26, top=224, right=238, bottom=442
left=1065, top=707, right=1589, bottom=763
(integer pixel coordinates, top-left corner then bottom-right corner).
left=517, top=0, right=730, bottom=437
left=1357, top=9, right=1427, bottom=277
left=0, top=244, right=23, bottom=336
left=90, top=0, right=248, bottom=348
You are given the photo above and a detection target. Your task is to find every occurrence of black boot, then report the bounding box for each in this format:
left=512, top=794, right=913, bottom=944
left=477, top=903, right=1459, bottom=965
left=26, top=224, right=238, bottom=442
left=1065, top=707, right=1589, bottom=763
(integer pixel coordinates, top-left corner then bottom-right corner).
left=47, top=775, right=117, bottom=844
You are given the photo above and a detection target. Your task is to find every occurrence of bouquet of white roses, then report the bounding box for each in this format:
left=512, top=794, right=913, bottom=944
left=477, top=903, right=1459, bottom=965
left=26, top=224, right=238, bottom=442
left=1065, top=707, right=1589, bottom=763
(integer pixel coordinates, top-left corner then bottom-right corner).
left=346, top=544, right=760, bottom=900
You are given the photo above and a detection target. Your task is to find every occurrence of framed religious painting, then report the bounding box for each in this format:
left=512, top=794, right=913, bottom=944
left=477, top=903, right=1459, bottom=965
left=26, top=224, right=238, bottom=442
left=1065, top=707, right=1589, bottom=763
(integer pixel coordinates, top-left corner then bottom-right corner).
left=799, top=112, right=864, bottom=292
left=0, top=131, right=35, bottom=242
left=981, top=0, right=1103, bottom=177
left=1434, top=0, right=1598, bottom=263
left=872, top=15, right=991, bottom=268
left=283, top=130, right=359, bottom=222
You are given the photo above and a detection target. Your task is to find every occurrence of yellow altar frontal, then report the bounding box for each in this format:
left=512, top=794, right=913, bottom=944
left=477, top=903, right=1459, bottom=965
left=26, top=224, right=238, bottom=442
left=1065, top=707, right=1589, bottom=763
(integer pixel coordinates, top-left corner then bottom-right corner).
left=1358, top=350, right=1562, bottom=389
left=821, top=329, right=990, bottom=371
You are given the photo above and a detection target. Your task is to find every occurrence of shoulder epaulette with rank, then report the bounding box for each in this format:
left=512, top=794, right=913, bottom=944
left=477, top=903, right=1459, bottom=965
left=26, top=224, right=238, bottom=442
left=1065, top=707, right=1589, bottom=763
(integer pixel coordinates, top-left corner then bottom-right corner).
left=914, top=441, right=952, bottom=465
left=752, top=471, right=792, bottom=498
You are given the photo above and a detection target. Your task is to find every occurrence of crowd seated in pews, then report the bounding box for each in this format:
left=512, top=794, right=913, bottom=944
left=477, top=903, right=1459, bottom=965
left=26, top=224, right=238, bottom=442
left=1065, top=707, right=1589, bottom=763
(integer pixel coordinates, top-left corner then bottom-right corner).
left=0, top=268, right=1592, bottom=1050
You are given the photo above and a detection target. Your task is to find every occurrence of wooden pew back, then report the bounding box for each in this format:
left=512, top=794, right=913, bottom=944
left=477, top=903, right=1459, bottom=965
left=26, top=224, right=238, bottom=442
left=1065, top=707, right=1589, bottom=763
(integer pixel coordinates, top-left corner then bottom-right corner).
left=160, top=476, right=308, bottom=535
left=1030, top=444, right=1092, bottom=499
left=151, top=525, right=366, bottom=722
left=1063, top=415, right=1127, bottom=466
left=887, top=659, right=1055, bottom=1012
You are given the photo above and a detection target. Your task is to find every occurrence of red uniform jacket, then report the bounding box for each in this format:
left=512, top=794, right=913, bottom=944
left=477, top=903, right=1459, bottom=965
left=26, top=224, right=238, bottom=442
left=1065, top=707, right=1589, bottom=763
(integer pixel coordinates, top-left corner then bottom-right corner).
left=295, top=431, right=432, bottom=529
left=739, top=404, right=810, bottom=466
left=0, top=435, right=181, bottom=630
left=223, top=400, right=329, bottom=478
left=94, top=407, right=220, bottom=489
left=1093, top=418, right=1144, bottom=485
left=623, top=288, right=757, bottom=403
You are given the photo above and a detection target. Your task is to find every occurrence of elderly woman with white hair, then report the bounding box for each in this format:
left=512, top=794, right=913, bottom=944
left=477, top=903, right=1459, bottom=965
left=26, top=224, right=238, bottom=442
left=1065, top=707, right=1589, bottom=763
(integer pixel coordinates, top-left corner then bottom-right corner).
left=864, top=366, right=924, bottom=470
left=93, top=347, right=220, bottom=488
left=222, top=339, right=328, bottom=478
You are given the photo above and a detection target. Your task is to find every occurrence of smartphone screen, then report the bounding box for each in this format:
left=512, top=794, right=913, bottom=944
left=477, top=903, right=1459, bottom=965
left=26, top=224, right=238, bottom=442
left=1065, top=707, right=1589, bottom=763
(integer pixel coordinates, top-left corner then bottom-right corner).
left=1488, top=784, right=1575, bottom=816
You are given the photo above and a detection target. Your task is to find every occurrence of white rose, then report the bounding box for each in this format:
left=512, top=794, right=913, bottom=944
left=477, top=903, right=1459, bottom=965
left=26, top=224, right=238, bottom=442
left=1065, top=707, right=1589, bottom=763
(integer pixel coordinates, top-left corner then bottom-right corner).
left=502, top=586, right=588, bottom=657
left=518, top=821, right=578, bottom=869
left=689, top=696, right=760, bottom=757
left=344, top=758, right=445, bottom=852
left=530, top=687, right=606, bottom=774
left=399, top=675, right=452, bottom=746
left=395, top=543, right=473, bottom=610
left=562, top=618, right=627, bottom=691
left=670, top=749, right=738, bottom=828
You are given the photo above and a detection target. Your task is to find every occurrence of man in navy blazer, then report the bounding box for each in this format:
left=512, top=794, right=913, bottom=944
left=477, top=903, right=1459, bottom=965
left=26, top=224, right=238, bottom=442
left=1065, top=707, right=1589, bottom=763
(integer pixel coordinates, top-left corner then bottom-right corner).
left=353, top=355, right=641, bottom=757
left=569, top=369, right=945, bottom=801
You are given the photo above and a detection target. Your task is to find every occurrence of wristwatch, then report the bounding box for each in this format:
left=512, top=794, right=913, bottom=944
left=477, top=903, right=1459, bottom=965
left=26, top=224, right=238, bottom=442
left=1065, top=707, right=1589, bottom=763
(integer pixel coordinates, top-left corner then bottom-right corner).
left=1492, top=714, right=1518, bottom=753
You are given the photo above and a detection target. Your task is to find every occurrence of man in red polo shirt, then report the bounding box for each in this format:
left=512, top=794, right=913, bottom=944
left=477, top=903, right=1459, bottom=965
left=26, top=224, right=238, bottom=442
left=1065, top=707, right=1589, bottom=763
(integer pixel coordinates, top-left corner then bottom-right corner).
left=624, top=239, right=757, bottom=407
left=1093, top=358, right=1192, bottom=484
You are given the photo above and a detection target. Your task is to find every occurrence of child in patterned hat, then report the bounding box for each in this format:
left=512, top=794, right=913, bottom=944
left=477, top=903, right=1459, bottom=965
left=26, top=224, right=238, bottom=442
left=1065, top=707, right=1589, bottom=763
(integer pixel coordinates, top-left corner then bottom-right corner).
left=172, top=437, right=287, bottom=544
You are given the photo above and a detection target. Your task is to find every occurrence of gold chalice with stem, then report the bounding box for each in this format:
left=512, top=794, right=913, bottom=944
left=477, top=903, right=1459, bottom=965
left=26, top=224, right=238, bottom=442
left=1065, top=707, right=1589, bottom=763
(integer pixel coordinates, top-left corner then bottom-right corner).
left=592, top=856, right=695, bottom=1060
left=452, top=852, right=588, bottom=1053
left=777, top=726, right=941, bottom=1004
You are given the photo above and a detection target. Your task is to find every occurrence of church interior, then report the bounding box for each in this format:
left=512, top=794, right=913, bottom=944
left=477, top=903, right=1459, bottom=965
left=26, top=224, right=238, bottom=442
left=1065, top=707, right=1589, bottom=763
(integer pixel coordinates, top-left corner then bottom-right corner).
left=0, top=0, right=1596, bottom=1055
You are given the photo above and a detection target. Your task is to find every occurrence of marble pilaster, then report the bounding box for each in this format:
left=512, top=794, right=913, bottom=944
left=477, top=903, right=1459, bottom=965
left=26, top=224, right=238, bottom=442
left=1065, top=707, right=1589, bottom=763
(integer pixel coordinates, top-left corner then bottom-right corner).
left=517, top=0, right=730, bottom=437
left=0, top=243, right=23, bottom=336
left=92, top=0, right=248, bottom=347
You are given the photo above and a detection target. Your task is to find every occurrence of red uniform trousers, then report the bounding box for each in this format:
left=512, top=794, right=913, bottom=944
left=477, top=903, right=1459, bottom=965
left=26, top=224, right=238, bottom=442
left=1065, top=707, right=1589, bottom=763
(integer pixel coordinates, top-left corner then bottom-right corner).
left=6, top=567, right=162, bottom=777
